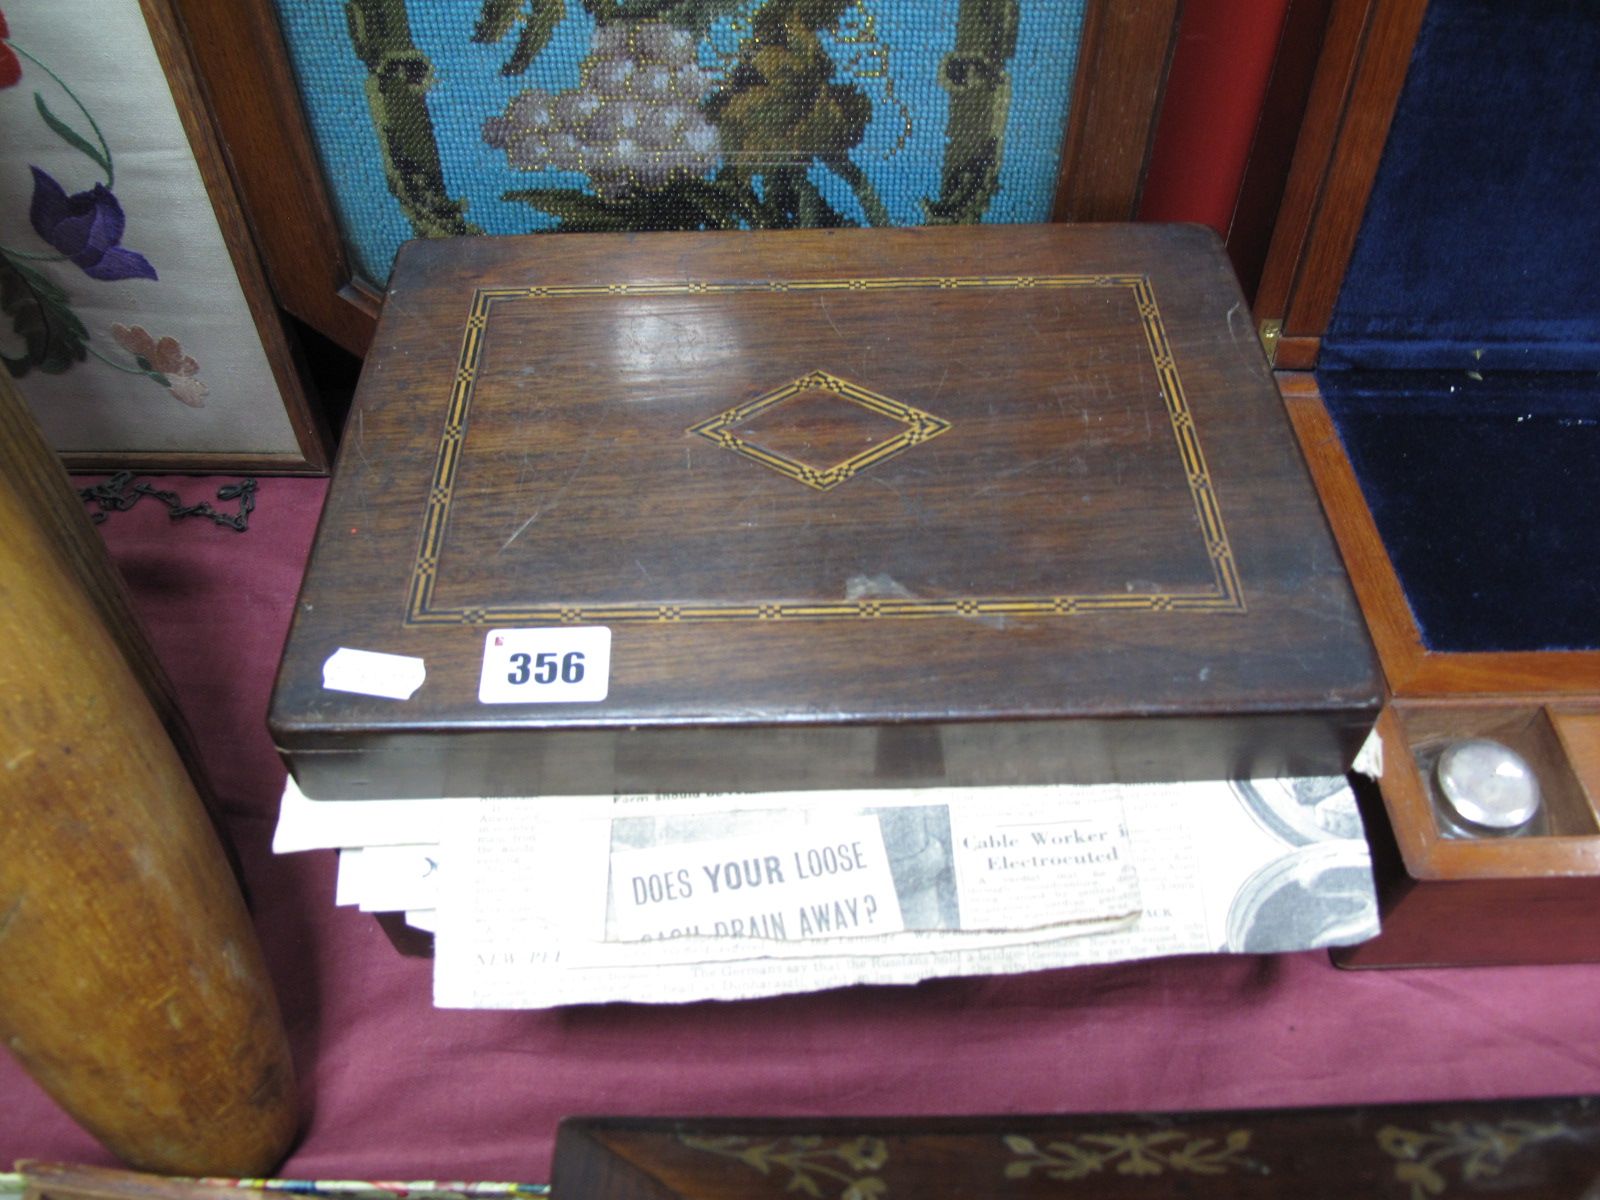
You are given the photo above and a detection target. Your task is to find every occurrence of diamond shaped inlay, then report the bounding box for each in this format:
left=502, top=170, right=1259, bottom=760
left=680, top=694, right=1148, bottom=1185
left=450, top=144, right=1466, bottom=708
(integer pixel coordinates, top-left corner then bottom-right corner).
left=688, top=370, right=951, bottom=491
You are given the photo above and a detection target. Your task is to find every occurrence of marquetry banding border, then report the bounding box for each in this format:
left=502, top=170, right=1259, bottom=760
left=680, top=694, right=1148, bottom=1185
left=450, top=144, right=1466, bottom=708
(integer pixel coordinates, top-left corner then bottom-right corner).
left=406, top=274, right=1245, bottom=626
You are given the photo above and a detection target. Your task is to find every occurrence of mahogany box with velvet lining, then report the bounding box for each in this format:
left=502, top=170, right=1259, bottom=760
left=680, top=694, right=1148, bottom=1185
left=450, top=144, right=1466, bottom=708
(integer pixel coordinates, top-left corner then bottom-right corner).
left=1255, top=0, right=1600, bottom=965
left=269, top=224, right=1378, bottom=801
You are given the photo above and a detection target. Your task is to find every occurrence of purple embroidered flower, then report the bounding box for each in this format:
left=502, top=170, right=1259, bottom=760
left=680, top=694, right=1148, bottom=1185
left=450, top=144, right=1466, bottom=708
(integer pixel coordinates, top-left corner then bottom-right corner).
left=28, top=166, right=156, bottom=282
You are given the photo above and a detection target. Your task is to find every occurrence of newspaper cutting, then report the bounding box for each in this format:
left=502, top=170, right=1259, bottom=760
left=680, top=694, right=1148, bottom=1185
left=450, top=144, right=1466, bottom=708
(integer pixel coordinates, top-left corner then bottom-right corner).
left=427, top=776, right=1377, bottom=1008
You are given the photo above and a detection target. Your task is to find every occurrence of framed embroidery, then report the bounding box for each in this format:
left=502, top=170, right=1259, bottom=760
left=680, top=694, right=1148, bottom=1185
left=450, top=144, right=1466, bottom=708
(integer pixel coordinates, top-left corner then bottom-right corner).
left=0, top=0, right=328, bottom=471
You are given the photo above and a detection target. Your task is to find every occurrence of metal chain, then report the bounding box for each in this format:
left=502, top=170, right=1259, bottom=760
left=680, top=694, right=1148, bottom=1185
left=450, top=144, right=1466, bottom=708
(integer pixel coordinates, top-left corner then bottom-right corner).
left=78, top=471, right=257, bottom=532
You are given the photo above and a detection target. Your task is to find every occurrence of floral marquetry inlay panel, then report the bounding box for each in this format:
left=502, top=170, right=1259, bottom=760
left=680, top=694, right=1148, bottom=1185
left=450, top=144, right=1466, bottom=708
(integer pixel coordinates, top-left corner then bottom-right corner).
left=553, top=1101, right=1600, bottom=1198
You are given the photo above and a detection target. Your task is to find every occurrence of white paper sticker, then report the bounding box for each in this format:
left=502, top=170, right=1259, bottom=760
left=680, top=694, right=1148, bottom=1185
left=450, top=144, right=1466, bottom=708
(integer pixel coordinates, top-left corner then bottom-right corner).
left=322, top=647, right=426, bottom=700
left=1352, top=724, right=1384, bottom=782
left=478, top=627, right=611, bottom=704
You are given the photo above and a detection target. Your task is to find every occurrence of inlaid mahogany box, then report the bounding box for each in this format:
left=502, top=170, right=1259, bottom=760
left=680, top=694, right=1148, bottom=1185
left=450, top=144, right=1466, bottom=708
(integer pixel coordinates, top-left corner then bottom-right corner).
left=1252, top=0, right=1600, bottom=965
left=550, top=1102, right=1600, bottom=1200
left=270, top=224, right=1379, bottom=800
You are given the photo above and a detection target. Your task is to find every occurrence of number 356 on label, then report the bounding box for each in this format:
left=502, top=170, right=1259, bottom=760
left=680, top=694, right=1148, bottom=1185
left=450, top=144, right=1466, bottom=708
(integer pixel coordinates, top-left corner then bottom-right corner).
left=477, top=627, right=611, bottom=704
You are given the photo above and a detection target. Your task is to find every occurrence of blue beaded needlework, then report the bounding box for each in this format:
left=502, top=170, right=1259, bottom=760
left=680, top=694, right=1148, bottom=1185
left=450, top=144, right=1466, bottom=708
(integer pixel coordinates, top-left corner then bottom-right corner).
left=272, top=0, right=1088, bottom=284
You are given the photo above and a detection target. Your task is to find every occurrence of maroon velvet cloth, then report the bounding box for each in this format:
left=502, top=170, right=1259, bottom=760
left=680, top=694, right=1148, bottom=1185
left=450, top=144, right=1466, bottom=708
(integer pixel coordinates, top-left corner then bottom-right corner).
left=4, top=475, right=1600, bottom=1179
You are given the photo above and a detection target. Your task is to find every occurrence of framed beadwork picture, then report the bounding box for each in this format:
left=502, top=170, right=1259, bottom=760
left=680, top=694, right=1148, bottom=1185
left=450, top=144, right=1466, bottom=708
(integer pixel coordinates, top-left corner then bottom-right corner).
left=172, top=0, right=1181, bottom=357
left=0, top=0, right=329, bottom=471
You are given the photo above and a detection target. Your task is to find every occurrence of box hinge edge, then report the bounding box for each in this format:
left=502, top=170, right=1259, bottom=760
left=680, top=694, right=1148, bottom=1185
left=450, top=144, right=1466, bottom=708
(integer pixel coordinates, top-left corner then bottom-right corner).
left=1258, top=317, right=1283, bottom=366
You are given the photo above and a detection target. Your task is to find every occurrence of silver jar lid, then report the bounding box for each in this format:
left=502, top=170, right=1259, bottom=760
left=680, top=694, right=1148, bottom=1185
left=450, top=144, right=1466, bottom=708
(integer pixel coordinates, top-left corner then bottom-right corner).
left=1434, top=738, right=1542, bottom=831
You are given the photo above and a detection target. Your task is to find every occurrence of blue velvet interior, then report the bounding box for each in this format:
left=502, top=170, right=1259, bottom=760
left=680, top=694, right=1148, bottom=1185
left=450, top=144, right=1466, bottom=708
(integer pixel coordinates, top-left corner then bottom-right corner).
left=1322, top=0, right=1600, bottom=372
left=1321, top=373, right=1600, bottom=653
left=1318, top=0, right=1600, bottom=652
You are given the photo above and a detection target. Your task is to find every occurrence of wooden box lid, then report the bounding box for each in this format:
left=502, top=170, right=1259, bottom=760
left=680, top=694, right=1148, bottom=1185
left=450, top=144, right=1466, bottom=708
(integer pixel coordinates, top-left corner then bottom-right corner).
left=270, top=225, right=1379, bottom=799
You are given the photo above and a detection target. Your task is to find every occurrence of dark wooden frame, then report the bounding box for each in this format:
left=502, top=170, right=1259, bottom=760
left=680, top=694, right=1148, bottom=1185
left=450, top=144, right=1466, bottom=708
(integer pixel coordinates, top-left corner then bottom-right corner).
left=1051, top=0, right=1184, bottom=224
left=18, top=1164, right=297, bottom=1200
left=1222, top=0, right=1333, bottom=302
left=58, top=0, right=332, bottom=475
left=172, top=0, right=1182, bottom=360
left=167, top=0, right=382, bottom=358
left=1253, top=0, right=1428, bottom=370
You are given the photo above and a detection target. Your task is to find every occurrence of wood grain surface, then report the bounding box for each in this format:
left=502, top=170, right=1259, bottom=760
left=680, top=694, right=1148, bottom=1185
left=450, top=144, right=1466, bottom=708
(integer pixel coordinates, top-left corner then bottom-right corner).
left=0, top=378, right=297, bottom=1172
left=1331, top=702, right=1600, bottom=967
left=1224, top=0, right=1334, bottom=302
left=1333, top=717, right=1600, bottom=969
left=20, top=1163, right=276, bottom=1200
left=272, top=224, right=1379, bottom=798
left=553, top=1103, right=1600, bottom=1199
left=59, top=451, right=324, bottom=477
left=1555, top=710, right=1600, bottom=798
left=1051, top=0, right=1183, bottom=223
left=0, top=377, right=190, bottom=761
left=167, top=0, right=380, bottom=358
left=1253, top=0, right=1429, bottom=356
left=138, top=0, right=331, bottom=471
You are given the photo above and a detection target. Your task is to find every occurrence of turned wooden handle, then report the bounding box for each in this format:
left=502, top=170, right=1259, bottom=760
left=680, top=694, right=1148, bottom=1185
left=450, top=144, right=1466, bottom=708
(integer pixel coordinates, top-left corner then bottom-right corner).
left=0, top=377, right=297, bottom=1174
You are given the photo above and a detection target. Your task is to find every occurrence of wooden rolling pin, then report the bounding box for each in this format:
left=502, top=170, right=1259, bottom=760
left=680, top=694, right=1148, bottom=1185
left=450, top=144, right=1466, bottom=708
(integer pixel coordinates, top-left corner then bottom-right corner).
left=0, top=375, right=296, bottom=1173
